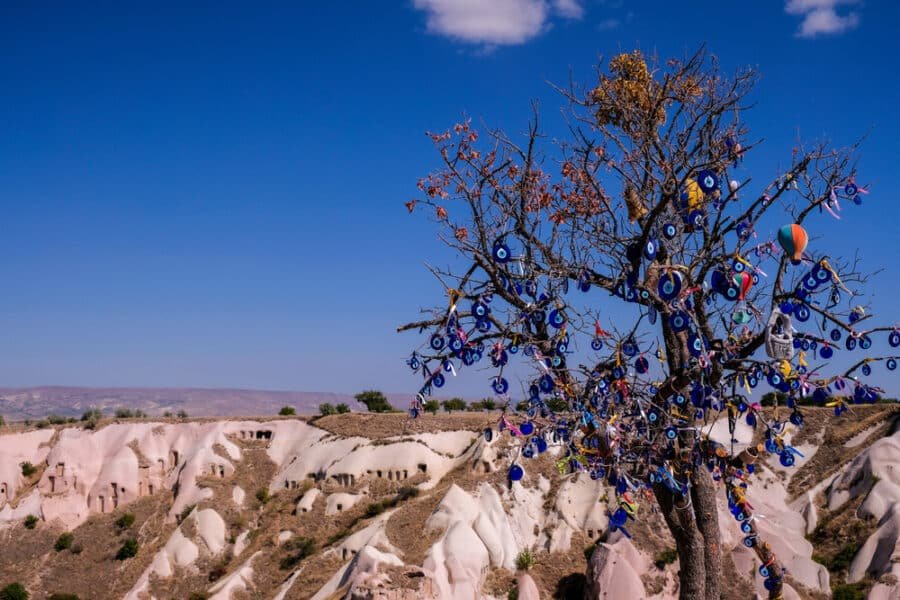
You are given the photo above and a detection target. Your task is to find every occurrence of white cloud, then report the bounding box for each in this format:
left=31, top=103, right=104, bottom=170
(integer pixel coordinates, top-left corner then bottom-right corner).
left=596, top=17, right=621, bottom=30
left=412, top=0, right=585, bottom=46
left=553, top=0, right=585, bottom=19
left=785, top=0, right=861, bottom=37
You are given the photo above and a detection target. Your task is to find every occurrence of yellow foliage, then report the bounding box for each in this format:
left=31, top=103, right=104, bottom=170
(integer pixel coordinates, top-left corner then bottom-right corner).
left=591, top=51, right=666, bottom=130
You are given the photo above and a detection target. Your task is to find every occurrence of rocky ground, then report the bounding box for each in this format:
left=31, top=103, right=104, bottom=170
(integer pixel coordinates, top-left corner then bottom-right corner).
left=0, top=406, right=898, bottom=599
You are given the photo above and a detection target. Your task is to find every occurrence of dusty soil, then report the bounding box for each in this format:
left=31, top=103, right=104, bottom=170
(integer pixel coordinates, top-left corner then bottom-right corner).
left=0, top=493, right=175, bottom=599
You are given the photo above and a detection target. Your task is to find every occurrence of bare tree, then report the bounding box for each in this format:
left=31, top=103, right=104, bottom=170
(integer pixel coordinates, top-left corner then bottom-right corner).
left=399, top=49, right=896, bottom=599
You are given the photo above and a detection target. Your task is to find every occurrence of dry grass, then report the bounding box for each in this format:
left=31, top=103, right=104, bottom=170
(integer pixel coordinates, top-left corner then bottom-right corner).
left=0, top=493, right=175, bottom=599
left=311, top=412, right=497, bottom=440
left=787, top=405, right=899, bottom=499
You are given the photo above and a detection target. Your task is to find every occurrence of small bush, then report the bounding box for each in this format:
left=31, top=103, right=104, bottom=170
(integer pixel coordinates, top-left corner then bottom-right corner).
left=177, top=409, right=189, bottom=419
left=828, top=542, right=861, bottom=573
left=832, top=583, right=867, bottom=600
left=365, top=502, right=385, bottom=518
left=178, top=504, right=196, bottom=524
left=335, top=403, right=350, bottom=414
left=187, top=594, right=209, bottom=600
left=114, top=409, right=134, bottom=419
left=396, top=486, right=420, bottom=502
left=47, top=414, right=67, bottom=425
left=654, top=548, right=678, bottom=570
left=116, top=538, right=139, bottom=560
left=255, top=489, right=270, bottom=505
left=81, top=409, right=102, bottom=421
left=20, top=462, right=37, bottom=477
left=47, top=594, right=79, bottom=600
left=279, top=536, right=316, bottom=570
left=23, top=515, right=38, bottom=529
left=54, top=532, right=74, bottom=551
left=515, top=549, right=535, bottom=571
left=163, top=411, right=173, bottom=418
left=318, top=403, right=336, bottom=416
left=0, top=583, right=28, bottom=600
left=208, top=563, right=227, bottom=582
left=115, top=513, right=135, bottom=531
left=279, top=406, right=297, bottom=416
left=0, top=415, right=5, bottom=427
left=284, top=536, right=316, bottom=554
left=35, top=419, right=49, bottom=429
left=326, top=529, right=351, bottom=546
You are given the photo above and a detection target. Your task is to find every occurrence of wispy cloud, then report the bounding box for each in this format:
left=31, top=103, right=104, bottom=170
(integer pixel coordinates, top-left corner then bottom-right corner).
left=785, top=0, right=861, bottom=37
left=596, top=17, right=621, bottom=31
left=553, top=0, right=585, bottom=19
left=412, top=0, right=584, bottom=47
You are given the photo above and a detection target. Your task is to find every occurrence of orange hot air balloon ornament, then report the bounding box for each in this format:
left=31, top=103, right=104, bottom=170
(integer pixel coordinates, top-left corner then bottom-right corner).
left=777, top=224, right=808, bottom=264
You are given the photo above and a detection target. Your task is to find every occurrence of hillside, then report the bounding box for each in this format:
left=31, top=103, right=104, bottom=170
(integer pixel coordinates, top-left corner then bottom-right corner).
left=0, top=407, right=898, bottom=599
left=0, top=387, right=425, bottom=420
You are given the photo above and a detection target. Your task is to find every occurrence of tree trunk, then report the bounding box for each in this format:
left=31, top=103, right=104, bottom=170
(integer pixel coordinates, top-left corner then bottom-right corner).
left=654, top=482, right=712, bottom=600
left=690, top=467, right=722, bottom=600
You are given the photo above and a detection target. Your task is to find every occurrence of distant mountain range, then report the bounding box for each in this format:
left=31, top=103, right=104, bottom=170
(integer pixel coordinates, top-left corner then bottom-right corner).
left=0, top=386, right=423, bottom=420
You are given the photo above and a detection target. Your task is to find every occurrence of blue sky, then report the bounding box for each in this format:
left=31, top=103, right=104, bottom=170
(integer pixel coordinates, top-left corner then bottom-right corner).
left=1, top=1, right=898, bottom=398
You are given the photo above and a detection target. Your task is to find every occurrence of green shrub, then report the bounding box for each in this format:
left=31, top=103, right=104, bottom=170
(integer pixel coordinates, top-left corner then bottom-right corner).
left=47, top=414, right=67, bottom=425
left=654, top=548, right=678, bottom=570
left=365, top=502, right=385, bottom=518
left=81, top=409, right=102, bottom=421
left=279, top=406, right=297, bottom=416
left=326, top=529, right=351, bottom=546
left=116, top=538, right=139, bottom=560
left=115, top=513, right=135, bottom=531
left=23, top=515, right=38, bottom=529
left=515, top=549, right=535, bottom=571
left=279, top=536, right=316, bottom=570
left=187, top=594, right=209, bottom=600
left=35, top=419, right=49, bottom=429
left=114, top=409, right=134, bottom=419
left=832, top=583, right=867, bottom=600
left=0, top=583, right=28, bottom=600
left=255, top=489, right=270, bottom=505
left=20, top=462, right=37, bottom=477
left=0, top=415, right=5, bottom=427
left=396, top=486, right=420, bottom=501
left=828, top=542, right=861, bottom=573
left=177, top=409, right=189, bottom=419
left=335, top=403, right=350, bottom=414
left=54, top=532, right=74, bottom=551
left=354, top=390, right=393, bottom=413
left=178, top=504, right=196, bottom=524
left=47, top=594, right=79, bottom=600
